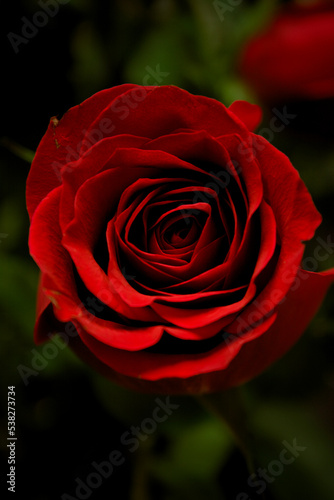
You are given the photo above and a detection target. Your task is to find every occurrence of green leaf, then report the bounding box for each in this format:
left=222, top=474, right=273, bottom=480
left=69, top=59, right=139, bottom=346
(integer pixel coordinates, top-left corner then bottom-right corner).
left=0, top=137, right=34, bottom=163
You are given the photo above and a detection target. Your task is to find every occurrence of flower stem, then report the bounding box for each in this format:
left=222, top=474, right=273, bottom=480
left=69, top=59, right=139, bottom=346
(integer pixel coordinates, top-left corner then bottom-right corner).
left=199, top=388, right=270, bottom=500
left=129, top=438, right=153, bottom=500
left=198, top=388, right=257, bottom=476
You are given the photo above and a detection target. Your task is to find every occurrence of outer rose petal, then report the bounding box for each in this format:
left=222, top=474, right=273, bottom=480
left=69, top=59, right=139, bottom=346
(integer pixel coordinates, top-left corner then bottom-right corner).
left=26, top=84, right=139, bottom=219
left=81, top=85, right=252, bottom=149
left=229, top=135, right=323, bottom=328
left=29, top=186, right=161, bottom=349
left=29, top=187, right=78, bottom=301
left=73, top=312, right=277, bottom=384
left=229, top=101, right=263, bottom=132
left=213, top=268, right=334, bottom=391
left=33, top=275, right=64, bottom=344
left=66, top=268, right=334, bottom=394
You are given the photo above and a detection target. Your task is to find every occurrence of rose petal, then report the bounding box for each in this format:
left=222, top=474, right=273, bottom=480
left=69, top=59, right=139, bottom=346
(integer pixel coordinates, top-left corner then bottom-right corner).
left=229, top=101, right=263, bottom=132
left=33, top=274, right=65, bottom=344
left=75, top=314, right=164, bottom=351
left=29, top=187, right=78, bottom=301
left=71, top=308, right=276, bottom=381
left=151, top=283, right=256, bottom=328
left=230, top=135, right=322, bottom=327
left=26, top=84, right=139, bottom=219
left=220, top=268, right=334, bottom=388
left=60, top=135, right=149, bottom=230
left=81, top=86, right=251, bottom=152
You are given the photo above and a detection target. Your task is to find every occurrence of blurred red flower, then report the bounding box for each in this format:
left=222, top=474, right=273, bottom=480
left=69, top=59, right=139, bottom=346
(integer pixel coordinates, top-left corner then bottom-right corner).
left=238, top=2, right=334, bottom=102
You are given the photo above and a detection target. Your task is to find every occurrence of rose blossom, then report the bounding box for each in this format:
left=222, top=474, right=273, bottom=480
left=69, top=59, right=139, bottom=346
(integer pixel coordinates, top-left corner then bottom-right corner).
left=238, top=2, right=334, bottom=103
left=27, top=85, right=334, bottom=394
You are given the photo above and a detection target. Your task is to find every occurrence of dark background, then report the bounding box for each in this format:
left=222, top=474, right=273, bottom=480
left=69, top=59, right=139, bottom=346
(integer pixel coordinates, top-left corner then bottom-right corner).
left=1, top=1, right=334, bottom=499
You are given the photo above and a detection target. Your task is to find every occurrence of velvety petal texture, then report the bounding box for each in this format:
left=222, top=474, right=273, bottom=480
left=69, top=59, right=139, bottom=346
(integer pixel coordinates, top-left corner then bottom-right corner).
left=26, top=85, right=334, bottom=394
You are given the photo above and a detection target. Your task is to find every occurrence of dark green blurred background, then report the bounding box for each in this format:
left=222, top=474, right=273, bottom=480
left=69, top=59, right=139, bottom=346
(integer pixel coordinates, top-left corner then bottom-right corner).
left=1, top=1, right=334, bottom=499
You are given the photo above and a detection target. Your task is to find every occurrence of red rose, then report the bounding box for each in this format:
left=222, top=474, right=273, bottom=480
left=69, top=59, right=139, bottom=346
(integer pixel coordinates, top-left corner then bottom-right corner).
left=27, top=85, right=334, bottom=394
left=238, top=3, right=334, bottom=102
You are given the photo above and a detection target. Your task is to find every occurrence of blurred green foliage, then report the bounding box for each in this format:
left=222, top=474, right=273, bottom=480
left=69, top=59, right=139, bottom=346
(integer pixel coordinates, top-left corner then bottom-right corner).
left=1, top=0, right=334, bottom=499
